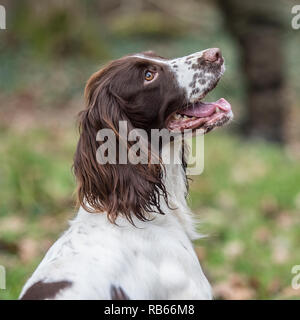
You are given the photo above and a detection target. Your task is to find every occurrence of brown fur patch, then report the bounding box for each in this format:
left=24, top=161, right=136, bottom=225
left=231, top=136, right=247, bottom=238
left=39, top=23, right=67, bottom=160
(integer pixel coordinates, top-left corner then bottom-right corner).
left=110, top=285, right=130, bottom=300
left=20, top=280, right=72, bottom=300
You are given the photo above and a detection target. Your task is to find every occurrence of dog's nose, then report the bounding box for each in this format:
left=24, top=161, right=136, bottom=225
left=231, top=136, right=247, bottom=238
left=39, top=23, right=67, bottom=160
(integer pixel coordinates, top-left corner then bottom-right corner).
left=203, top=48, right=222, bottom=63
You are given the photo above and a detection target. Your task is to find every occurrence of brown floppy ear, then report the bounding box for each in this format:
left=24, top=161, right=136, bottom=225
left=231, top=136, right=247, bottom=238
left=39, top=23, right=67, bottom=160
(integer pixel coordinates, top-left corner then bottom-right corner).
left=73, top=66, right=168, bottom=224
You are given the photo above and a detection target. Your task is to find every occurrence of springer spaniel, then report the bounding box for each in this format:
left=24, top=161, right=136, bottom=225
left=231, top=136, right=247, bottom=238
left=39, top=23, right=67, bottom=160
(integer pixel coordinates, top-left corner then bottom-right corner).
left=19, top=48, right=233, bottom=300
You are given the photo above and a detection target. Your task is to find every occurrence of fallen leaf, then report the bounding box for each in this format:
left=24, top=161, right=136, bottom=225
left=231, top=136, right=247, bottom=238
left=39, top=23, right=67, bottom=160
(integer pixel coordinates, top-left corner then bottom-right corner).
left=213, top=274, right=256, bottom=300
left=18, top=238, right=40, bottom=263
left=224, top=240, right=244, bottom=259
left=217, top=191, right=237, bottom=211
left=279, top=286, right=300, bottom=299
left=254, top=226, right=271, bottom=243
left=260, top=195, right=279, bottom=217
left=267, top=278, right=282, bottom=295
left=271, top=242, right=289, bottom=264
left=276, top=211, right=294, bottom=229
left=0, top=216, right=26, bottom=233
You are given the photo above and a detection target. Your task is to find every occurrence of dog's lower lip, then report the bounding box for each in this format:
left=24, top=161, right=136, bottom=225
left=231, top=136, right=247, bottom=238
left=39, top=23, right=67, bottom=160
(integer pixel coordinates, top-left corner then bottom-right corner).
left=167, top=98, right=232, bottom=132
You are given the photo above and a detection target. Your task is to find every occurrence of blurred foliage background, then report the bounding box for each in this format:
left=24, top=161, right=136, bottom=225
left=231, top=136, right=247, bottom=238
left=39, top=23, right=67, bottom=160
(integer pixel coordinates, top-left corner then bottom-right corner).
left=0, top=0, right=300, bottom=300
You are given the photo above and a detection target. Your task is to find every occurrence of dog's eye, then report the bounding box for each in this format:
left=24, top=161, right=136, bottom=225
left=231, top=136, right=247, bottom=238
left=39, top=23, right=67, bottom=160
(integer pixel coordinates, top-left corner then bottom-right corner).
left=144, top=70, right=154, bottom=81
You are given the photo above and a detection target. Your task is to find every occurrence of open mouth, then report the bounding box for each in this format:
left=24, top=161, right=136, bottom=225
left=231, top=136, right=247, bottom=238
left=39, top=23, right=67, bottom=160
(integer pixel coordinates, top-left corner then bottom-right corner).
left=167, top=98, right=232, bottom=133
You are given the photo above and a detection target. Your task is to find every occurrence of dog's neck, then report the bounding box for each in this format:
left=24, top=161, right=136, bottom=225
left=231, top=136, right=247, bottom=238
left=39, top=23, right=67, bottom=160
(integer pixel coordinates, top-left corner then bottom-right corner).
left=160, top=140, right=200, bottom=240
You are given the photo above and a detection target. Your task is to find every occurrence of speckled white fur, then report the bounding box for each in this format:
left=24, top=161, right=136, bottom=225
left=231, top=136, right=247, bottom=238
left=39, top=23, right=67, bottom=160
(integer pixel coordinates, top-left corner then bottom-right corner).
left=133, top=50, right=225, bottom=102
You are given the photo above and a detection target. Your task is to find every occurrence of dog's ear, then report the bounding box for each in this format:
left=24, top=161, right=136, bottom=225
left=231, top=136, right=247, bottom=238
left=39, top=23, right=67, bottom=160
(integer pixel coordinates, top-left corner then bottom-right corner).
left=73, top=65, right=168, bottom=224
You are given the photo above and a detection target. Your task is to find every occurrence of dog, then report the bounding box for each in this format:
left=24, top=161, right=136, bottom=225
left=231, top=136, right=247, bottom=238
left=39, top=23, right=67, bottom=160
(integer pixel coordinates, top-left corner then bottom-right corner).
left=19, top=48, right=233, bottom=300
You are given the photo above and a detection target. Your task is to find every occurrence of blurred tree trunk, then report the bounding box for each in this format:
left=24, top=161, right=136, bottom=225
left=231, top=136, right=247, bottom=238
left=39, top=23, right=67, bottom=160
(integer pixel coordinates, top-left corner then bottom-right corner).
left=217, top=0, right=288, bottom=143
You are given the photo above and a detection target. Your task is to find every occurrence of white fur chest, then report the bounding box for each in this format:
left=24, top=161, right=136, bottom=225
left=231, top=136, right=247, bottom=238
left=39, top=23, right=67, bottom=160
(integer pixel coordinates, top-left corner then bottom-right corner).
left=20, top=206, right=211, bottom=299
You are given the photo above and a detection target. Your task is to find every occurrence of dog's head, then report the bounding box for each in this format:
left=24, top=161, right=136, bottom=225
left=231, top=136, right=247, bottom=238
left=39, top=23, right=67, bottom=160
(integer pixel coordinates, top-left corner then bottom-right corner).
left=74, top=49, right=233, bottom=223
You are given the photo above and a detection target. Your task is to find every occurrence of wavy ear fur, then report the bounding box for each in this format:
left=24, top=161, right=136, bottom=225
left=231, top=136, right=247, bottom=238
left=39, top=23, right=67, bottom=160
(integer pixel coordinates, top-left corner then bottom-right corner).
left=73, top=65, right=168, bottom=224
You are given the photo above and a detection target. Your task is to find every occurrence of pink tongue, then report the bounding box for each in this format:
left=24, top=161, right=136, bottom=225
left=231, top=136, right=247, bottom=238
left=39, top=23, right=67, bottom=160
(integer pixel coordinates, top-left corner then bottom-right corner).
left=180, top=98, right=231, bottom=118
